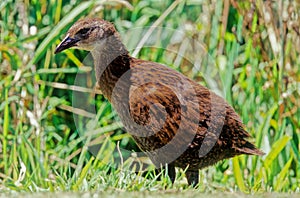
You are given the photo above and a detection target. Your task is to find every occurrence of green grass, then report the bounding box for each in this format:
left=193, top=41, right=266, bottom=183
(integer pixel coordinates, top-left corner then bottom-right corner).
left=1, top=192, right=299, bottom=198
left=0, top=0, right=299, bottom=195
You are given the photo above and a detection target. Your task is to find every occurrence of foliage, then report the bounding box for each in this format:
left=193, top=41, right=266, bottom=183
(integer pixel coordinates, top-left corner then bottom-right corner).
left=0, top=0, right=299, bottom=194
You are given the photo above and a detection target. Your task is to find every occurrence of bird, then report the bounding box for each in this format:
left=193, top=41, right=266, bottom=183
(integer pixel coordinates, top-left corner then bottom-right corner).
left=54, top=18, right=264, bottom=186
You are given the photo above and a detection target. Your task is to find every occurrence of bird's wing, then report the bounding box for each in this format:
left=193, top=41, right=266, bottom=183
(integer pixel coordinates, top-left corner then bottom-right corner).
left=127, top=59, right=202, bottom=150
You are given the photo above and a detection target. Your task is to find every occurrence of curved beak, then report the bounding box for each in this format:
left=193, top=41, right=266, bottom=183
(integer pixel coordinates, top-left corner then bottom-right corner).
left=54, top=34, right=80, bottom=54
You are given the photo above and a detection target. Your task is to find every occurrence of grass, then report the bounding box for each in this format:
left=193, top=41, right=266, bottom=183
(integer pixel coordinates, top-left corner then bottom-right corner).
left=1, top=192, right=299, bottom=198
left=0, top=0, right=299, bottom=195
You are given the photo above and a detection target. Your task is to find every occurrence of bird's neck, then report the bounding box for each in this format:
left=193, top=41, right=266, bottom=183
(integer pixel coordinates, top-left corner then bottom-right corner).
left=91, top=35, right=131, bottom=101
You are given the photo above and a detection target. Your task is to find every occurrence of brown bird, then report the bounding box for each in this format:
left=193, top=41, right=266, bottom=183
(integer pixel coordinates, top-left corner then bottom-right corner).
left=55, top=18, right=264, bottom=186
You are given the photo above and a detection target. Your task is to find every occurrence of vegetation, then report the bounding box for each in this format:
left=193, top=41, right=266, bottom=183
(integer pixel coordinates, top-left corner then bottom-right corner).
left=0, top=0, right=299, bottom=195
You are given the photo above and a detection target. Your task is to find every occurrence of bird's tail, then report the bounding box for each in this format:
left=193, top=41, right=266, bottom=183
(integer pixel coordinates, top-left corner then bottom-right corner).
left=235, top=141, right=265, bottom=156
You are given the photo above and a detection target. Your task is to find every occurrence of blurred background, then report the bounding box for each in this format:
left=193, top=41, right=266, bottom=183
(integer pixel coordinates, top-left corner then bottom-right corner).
left=0, top=0, right=299, bottom=193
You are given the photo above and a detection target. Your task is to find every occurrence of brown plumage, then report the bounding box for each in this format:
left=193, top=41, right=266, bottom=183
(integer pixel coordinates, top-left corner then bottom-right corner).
left=55, top=18, right=264, bottom=186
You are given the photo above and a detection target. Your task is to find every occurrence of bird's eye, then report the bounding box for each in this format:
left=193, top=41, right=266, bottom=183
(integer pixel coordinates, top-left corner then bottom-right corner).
left=78, top=28, right=90, bottom=36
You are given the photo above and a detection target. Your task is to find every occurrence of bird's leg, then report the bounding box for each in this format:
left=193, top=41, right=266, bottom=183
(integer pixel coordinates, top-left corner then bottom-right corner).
left=152, top=164, right=176, bottom=183
left=185, top=170, right=199, bottom=187
left=165, top=164, right=176, bottom=184
left=140, top=164, right=175, bottom=183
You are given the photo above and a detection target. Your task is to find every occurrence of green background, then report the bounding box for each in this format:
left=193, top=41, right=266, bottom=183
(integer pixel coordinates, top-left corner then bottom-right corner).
left=0, top=0, right=299, bottom=194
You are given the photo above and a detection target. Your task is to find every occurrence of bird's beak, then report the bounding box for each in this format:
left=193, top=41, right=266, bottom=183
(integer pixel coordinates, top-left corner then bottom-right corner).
left=54, top=34, right=80, bottom=54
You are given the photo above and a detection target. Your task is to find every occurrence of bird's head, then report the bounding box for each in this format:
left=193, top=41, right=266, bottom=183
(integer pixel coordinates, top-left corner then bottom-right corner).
left=55, top=18, right=117, bottom=54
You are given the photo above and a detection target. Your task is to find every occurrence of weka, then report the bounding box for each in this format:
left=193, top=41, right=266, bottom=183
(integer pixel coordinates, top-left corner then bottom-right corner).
left=55, top=18, right=264, bottom=186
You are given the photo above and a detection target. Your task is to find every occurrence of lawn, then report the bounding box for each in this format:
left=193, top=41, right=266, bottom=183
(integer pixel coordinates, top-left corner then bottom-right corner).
left=0, top=0, right=299, bottom=195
